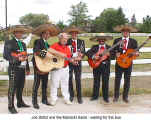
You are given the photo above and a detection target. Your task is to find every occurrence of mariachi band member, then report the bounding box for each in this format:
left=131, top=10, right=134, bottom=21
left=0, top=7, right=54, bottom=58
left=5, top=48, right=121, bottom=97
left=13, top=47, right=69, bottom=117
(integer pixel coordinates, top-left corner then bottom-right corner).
left=3, top=25, right=31, bottom=114
left=50, top=33, right=76, bottom=106
left=64, top=26, right=85, bottom=104
left=112, top=24, right=139, bottom=103
left=32, top=24, right=60, bottom=109
left=86, top=35, right=113, bottom=103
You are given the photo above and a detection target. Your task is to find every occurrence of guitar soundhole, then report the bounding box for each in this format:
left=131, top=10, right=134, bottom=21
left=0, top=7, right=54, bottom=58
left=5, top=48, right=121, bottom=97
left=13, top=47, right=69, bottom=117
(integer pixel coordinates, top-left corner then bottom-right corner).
left=53, top=58, right=57, bottom=63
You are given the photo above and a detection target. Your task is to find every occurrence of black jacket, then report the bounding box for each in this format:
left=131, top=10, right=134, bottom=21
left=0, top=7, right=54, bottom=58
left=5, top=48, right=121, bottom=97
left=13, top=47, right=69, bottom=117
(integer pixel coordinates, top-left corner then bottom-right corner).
left=112, top=37, right=138, bottom=59
left=32, top=38, right=50, bottom=66
left=3, top=38, right=30, bottom=71
left=67, top=38, right=85, bottom=55
left=86, top=44, right=113, bottom=64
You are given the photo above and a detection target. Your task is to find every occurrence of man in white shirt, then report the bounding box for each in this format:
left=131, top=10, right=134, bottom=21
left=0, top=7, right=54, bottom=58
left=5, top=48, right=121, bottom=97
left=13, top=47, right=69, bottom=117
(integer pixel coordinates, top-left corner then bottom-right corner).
left=113, top=24, right=139, bottom=103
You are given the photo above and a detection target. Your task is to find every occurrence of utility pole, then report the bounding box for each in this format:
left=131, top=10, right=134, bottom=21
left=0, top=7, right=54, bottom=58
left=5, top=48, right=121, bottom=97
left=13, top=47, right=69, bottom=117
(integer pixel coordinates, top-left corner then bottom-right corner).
left=5, top=0, right=8, bottom=28
left=4, top=0, right=9, bottom=41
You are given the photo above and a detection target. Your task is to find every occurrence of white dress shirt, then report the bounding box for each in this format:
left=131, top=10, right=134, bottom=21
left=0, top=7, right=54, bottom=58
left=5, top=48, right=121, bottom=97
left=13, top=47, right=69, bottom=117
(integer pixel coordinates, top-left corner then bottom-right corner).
left=72, top=39, right=78, bottom=57
left=122, top=37, right=129, bottom=53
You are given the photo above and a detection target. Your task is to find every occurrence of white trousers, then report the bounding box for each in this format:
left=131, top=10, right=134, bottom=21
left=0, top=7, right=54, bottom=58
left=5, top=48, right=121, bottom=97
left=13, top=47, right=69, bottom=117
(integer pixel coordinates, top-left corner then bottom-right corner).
left=50, top=67, right=70, bottom=101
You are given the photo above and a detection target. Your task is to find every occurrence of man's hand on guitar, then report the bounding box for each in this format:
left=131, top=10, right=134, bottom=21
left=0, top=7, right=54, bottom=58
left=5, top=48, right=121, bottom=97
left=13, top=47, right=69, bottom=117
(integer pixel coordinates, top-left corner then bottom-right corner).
left=69, top=58, right=79, bottom=65
left=116, top=52, right=121, bottom=57
left=78, top=52, right=84, bottom=58
left=94, top=55, right=100, bottom=60
left=135, top=51, right=139, bottom=57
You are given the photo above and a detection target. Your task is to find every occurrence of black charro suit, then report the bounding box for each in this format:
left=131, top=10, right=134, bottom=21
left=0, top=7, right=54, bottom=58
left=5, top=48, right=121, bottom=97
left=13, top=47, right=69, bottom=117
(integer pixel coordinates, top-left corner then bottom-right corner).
left=32, top=38, right=50, bottom=108
left=3, top=38, right=30, bottom=112
left=112, top=37, right=138, bottom=101
left=86, top=44, right=112, bottom=101
left=67, top=38, right=85, bottom=103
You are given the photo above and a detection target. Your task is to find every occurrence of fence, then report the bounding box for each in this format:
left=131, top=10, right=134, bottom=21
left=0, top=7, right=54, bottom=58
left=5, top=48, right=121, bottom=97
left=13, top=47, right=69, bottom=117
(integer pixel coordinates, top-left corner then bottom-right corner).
left=0, top=33, right=151, bottom=96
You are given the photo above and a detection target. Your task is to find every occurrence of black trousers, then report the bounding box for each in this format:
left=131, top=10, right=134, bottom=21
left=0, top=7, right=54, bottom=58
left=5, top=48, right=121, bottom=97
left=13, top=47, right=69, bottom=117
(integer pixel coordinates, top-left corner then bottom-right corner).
left=114, top=63, right=132, bottom=99
left=8, top=66, right=25, bottom=108
left=32, top=68, right=49, bottom=104
left=69, top=62, right=82, bottom=99
left=92, top=63, right=110, bottom=100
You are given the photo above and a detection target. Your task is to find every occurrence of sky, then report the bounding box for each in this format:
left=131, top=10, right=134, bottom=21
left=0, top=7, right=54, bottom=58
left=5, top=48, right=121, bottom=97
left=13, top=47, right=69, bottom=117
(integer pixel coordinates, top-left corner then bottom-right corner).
left=0, top=0, right=151, bottom=28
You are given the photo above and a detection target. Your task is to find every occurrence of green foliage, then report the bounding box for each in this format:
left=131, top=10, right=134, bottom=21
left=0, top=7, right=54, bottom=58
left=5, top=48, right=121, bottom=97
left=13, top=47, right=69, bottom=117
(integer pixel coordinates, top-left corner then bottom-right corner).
left=141, top=15, right=151, bottom=33
left=68, top=1, right=91, bottom=32
left=0, top=32, right=4, bottom=41
left=91, top=7, right=128, bottom=32
left=56, top=20, right=67, bottom=31
left=19, top=13, right=50, bottom=28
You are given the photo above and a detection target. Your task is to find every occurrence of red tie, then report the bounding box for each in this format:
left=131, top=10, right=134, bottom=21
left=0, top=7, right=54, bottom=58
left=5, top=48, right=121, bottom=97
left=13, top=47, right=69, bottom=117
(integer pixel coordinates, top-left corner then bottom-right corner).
left=123, top=39, right=127, bottom=50
left=72, top=40, right=76, bottom=53
left=100, top=46, right=105, bottom=50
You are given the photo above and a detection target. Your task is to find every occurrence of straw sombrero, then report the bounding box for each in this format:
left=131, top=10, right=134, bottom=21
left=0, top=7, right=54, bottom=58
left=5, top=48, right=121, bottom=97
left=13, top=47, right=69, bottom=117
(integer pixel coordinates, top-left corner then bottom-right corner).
left=90, top=33, right=113, bottom=42
left=6, top=25, right=33, bottom=34
left=64, top=25, right=84, bottom=34
left=33, top=24, right=60, bottom=36
left=114, top=24, right=138, bottom=32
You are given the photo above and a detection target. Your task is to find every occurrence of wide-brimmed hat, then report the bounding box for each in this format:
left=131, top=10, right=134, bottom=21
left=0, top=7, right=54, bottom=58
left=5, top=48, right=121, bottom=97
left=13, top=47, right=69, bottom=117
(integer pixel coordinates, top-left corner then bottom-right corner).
left=90, top=33, right=113, bottom=42
left=6, top=25, right=33, bottom=34
left=64, top=25, right=84, bottom=34
left=114, top=24, right=138, bottom=32
left=33, top=24, right=60, bottom=36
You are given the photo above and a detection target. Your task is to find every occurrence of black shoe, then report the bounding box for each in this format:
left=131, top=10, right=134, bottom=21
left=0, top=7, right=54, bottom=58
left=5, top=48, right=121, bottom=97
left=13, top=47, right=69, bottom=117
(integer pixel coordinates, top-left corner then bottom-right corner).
left=123, top=98, right=129, bottom=103
left=90, top=97, right=98, bottom=101
left=8, top=107, right=18, bottom=114
left=78, top=98, right=83, bottom=104
left=33, top=104, right=39, bottom=109
left=17, top=102, right=30, bottom=108
left=104, top=99, right=110, bottom=103
left=70, top=97, right=74, bottom=102
left=42, top=100, right=50, bottom=106
left=113, top=98, right=118, bottom=102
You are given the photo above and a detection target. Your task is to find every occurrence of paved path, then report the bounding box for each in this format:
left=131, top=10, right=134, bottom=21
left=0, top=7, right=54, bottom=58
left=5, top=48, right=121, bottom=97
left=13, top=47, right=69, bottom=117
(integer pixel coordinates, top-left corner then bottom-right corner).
left=0, top=95, right=151, bottom=114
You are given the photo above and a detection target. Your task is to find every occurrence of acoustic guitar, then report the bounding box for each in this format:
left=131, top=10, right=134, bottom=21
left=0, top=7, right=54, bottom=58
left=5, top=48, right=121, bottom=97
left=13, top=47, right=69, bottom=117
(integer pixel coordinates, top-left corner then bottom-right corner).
left=88, top=40, right=123, bottom=68
left=117, top=37, right=151, bottom=68
left=34, top=48, right=78, bottom=74
left=34, top=53, right=64, bottom=75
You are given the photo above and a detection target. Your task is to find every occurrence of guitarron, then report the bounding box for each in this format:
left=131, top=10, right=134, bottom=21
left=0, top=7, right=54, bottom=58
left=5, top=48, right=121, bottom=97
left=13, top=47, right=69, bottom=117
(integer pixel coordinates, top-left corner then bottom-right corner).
left=34, top=48, right=66, bottom=74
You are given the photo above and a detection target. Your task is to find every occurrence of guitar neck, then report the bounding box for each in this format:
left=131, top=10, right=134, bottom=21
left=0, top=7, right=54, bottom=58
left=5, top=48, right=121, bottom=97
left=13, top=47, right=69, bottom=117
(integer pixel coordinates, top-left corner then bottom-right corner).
left=135, top=38, right=149, bottom=51
left=47, top=48, right=66, bottom=58
left=101, top=40, right=123, bottom=56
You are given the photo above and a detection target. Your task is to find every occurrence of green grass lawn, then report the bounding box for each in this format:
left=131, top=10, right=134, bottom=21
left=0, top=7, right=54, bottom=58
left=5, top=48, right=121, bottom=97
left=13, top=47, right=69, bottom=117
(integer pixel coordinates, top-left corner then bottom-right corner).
left=27, top=36, right=151, bottom=48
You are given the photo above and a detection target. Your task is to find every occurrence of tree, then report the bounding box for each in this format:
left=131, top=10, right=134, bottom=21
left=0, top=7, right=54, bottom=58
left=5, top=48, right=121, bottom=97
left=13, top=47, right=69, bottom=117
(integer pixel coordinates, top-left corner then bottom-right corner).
left=130, top=14, right=137, bottom=26
left=19, top=13, right=50, bottom=28
left=56, top=20, right=67, bottom=31
left=68, top=1, right=91, bottom=31
left=141, top=15, right=151, bottom=32
left=91, top=7, right=128, bottom=32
